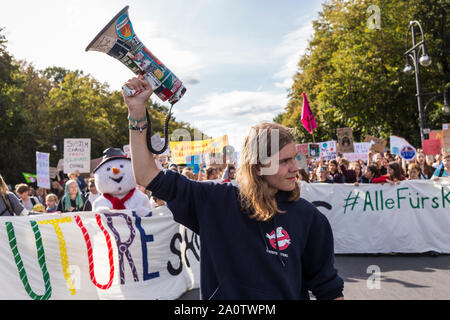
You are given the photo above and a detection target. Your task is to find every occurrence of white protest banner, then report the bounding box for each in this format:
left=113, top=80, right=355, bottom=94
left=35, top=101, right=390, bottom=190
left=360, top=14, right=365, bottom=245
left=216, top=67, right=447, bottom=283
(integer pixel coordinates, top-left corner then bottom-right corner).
left=36, top=152, right=50, bottom=189
left=0, top=207, right=200, bottom=300
left=64, top=139, right=91, bottom=174
left=300, top=180, right=450, bottom=253
left=343, top=142, right=371, bottom=162
left=318, top=141, right=337, bottom=160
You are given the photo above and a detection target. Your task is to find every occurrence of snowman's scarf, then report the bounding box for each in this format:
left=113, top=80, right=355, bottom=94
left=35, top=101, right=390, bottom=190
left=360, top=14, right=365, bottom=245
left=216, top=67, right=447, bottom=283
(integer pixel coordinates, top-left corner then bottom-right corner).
left=102, top=189, right=136, bottom=209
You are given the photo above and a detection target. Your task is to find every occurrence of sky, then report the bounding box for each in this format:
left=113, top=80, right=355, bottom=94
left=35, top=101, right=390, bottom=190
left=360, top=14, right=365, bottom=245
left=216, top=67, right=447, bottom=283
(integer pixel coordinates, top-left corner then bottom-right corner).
left=0, top=0, right=324, bottom=152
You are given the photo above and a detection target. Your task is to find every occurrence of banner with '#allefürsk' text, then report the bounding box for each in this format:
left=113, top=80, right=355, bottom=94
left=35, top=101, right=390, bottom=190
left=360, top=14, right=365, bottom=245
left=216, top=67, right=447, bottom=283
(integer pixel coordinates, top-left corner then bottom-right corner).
left=0, top=207, right=200, bottom=300
left=300, top=179, right=450, bottom=254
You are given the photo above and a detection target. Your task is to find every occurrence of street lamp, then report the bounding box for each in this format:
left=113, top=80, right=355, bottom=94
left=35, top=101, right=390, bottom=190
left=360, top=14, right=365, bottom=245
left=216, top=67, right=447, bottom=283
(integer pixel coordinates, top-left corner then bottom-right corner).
left=52, top=125, right=63, bottom=161
left=403, top=20, right=432, bottom=142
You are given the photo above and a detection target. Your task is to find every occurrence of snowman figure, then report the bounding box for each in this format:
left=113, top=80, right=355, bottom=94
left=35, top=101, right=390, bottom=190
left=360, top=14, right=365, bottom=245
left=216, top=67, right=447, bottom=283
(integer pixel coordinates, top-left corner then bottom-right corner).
left=92, top=148, right=150, bottom=215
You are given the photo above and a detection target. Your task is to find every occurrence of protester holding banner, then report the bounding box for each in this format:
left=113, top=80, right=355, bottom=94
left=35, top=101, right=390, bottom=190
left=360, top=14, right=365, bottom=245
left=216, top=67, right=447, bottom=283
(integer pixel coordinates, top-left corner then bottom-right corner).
left=372, top=162, right=406, bottom=184
left=407, top=163, right=421, bottom=180
left=123, top=76, right=344, bottom=300
left=328, top=160, right=343, bottom=183
left=0, top=175, right=26, bottom=216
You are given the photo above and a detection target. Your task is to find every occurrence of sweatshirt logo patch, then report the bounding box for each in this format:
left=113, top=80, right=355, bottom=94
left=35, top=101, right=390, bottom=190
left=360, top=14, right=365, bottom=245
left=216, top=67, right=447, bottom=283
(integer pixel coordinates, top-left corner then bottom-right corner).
left=266, top=227, right=291, bottom=251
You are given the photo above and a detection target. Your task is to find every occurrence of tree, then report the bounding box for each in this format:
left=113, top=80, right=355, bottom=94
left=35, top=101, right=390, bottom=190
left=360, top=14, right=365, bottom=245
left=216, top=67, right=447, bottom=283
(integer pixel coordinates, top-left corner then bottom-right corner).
left=276, top=0, right=449, bottom=148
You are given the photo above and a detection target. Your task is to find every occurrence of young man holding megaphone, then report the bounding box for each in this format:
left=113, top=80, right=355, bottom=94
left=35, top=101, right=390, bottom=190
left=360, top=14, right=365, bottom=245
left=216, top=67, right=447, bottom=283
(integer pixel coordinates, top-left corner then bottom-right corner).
left=123, top=75, right=344, bottom=300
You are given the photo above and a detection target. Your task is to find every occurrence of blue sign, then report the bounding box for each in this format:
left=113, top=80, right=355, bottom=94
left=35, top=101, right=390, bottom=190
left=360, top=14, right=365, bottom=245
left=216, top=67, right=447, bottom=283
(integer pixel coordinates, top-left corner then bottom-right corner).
left=400, top=145, right=416, bottom=160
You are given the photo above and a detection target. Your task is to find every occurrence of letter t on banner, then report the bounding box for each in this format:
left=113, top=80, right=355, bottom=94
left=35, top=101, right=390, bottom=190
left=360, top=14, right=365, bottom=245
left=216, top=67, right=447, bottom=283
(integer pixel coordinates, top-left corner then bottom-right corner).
left=301, top=92, right=317, bottom=142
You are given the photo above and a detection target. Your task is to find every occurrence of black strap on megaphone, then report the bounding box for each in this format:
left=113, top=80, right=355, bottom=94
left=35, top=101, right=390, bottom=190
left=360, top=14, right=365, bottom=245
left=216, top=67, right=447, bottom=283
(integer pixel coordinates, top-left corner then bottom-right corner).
left=145, top=103, right=174, bottom=154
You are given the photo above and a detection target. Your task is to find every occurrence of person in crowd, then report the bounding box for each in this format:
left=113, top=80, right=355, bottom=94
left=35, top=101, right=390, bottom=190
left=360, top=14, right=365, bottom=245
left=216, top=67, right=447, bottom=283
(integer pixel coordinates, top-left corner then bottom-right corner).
left=123, top=75, right=344, bottom=300
left=355, top=165, right=380, bottom=185
left=407, top=163, right=421, bottom=180
left=349, top=162, right=361, bottom=181
left=413, top=151, right=434, bottom=179
left=221, top=165, right=236, bottom=183
left=45, top=193, right=59, bottom=213
left=150, top=195, right=166, bottom=209
left=432, top=154, right=442, bottom=169
left=169, top=163, right=178, bottom=172
left=315, top=166, right=333, bottom=183
left=431, top=154, right=450, bottom=179
left=36, top=187, right=47, bottom=205
left=308, top=168, right=317, bottom=183
left=85, top=178, right=101, bottom=207
left=206, top=166, right=219, bottom=180
left=338, top=158, right=357, bottom=183
left=0, top=175, right=26, bottom=216
left=182, top=167, right=195, bottom=180
left=56, top=179, right=91, bottom=213
left=50, top=180, right=65, bottom=199
left=369, top=152, right=387, bottom=175
left=372, top=162, right=406, bottom=185
left=328, top=160, right=343, bottom=183
left=15, top=183, right=41, bottom=211
left=297, top=169, right=310, bottom=183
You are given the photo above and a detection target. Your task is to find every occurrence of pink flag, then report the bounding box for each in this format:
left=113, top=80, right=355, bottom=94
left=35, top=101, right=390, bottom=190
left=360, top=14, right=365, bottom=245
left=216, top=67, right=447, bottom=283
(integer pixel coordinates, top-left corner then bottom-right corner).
left=301, top=92, right=317, bottom=134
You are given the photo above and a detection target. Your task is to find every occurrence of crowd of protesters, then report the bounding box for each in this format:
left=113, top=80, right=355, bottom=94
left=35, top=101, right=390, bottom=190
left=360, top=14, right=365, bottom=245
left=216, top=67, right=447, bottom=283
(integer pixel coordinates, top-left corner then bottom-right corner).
left=0, top=146, right=448, bottom=217
left=298, top=149, right=449, bottom=185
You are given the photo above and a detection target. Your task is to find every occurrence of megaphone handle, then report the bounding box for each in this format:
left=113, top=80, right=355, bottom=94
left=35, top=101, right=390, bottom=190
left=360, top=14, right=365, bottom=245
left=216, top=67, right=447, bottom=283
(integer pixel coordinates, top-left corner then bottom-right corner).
left=122, top=85, right=136, bottom=97
left=145, top=104, right=174, bottom=155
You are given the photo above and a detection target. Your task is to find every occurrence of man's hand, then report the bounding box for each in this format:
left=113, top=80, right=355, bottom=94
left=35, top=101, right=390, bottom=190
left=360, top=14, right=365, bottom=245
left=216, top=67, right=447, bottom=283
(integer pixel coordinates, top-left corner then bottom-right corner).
left=123, top=75, right=154, bottom=117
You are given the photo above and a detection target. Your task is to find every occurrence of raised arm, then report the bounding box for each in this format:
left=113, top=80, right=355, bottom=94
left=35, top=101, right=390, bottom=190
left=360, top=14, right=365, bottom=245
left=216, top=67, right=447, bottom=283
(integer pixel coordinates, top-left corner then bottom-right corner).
left=123, top=76, right=161, bottom=187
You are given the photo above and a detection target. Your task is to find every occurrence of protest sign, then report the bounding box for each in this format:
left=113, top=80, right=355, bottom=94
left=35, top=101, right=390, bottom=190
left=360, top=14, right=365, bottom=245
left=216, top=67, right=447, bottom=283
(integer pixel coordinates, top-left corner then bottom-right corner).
left=342, top=142, right=371, bottom=162
left=170, top=135, right=228, bottom=164
left=364, top=135, right=386, bottom=153
left=308, top=143, right=320, bottom=158
left=319, top=141, right=337, bottom=160
left=390, top=135, right=416, bottom=160
left=36, top=152, right=50, bottom=189
left=337, top=128, right=354, bottom=153
left=0, top=207, right=199, bottom=300
left=300, top=180, right=450, bottom=253
left=443, top=129, right=450, bottom=153
left=422, top=139, right=442, bottom=155
left=64, top=139, right=91, bottom=174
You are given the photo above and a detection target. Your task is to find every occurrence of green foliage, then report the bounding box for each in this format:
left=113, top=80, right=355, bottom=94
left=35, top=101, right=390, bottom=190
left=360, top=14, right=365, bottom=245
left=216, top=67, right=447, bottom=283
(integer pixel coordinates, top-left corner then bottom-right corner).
left=0, top=28, right=205, bottom=186
left=276, top=0, right=449, bottom=147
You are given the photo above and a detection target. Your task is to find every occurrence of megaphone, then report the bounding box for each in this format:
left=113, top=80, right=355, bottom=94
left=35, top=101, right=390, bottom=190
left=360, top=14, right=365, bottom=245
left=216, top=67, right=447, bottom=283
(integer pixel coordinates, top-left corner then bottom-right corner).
left=86, top=6, right=186, bottom=154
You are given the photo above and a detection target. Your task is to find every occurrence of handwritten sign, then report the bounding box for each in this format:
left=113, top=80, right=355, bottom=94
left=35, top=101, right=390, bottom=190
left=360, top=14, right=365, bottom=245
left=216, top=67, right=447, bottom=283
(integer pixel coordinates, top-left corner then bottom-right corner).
left=36, top=152, right=50, bottom=189
left=64, top=139, right=91, bottom=174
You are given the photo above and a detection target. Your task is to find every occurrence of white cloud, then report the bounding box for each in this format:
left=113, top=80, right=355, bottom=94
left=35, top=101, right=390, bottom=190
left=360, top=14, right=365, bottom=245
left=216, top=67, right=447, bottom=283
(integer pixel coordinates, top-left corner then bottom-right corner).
left=272, top=22, right=313, bottom=90
left=182, top=90, right=288, bottom=150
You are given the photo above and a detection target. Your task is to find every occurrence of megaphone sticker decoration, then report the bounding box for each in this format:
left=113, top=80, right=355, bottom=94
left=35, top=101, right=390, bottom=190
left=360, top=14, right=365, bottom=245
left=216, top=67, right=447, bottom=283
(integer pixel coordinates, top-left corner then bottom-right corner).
left=116, top=14, right=134, bottom=40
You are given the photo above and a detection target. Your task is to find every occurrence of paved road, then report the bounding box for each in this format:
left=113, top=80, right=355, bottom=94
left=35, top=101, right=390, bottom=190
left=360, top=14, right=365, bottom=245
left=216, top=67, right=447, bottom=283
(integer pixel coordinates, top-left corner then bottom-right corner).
left=178, top=253, right=450, bottom=300
left=335, top=253, right=450, bottom=300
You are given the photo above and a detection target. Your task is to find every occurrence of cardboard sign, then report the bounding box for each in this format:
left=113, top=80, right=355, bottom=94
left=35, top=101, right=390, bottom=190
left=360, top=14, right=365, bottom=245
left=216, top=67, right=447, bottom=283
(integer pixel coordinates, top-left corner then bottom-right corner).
left=296, top=144, right=309, bottom=155
left=443, top=123, right=449, bottom=130
left=64, top=139, right=91, bottom=174
left=422, top=139, right=442, bottom=155
left=364, top=135, right=387, bottom=153
left=337, top=128, right=354, bottom=153
left=443, top=129, right=450, bottom=153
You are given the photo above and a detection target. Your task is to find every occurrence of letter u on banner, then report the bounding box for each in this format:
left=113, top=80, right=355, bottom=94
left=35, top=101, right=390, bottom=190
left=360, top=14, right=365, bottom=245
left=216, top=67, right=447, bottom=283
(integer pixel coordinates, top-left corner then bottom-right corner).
left=6, top=221, right=52, bottom=300
left=74, top=215, right=115, bottom=289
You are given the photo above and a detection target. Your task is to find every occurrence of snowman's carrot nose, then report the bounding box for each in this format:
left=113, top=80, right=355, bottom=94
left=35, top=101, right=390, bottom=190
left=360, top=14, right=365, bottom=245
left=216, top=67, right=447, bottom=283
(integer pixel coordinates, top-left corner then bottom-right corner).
left=112, top=167, right=120, bottom=175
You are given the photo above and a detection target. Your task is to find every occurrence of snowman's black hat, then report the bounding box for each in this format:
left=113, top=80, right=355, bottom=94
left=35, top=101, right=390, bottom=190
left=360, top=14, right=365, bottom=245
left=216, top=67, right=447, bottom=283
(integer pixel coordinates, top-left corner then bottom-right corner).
left=93, top=148, right=130, bottom=173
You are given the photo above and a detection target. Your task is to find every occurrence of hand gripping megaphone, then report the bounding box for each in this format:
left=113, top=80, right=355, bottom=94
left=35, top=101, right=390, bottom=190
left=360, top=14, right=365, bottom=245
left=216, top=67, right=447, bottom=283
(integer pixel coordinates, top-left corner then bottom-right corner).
left=85, top=6, right=186, bottom=154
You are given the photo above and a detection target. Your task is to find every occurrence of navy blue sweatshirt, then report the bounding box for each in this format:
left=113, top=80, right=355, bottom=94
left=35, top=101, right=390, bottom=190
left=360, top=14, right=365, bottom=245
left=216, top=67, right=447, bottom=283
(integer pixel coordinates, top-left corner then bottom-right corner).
left=147, top=170, right=344, bottom=300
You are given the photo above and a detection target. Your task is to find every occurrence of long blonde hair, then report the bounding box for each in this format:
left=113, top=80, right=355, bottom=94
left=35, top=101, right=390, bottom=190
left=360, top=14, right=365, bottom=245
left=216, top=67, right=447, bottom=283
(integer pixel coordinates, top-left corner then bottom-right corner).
left=0, top=175, right=9, bottom=197
left=237, top=122, right=300, bottom=221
